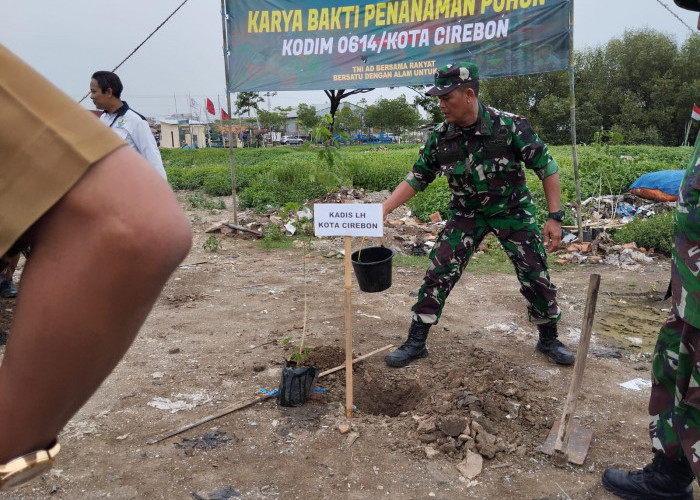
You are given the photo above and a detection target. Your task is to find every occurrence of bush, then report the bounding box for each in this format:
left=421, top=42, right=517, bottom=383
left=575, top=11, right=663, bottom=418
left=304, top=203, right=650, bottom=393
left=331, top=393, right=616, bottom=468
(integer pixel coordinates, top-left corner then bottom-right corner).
left=239, top=176, right=329, bottom=211
left=406, top=177, right=451, bottom=221
left=611, top=212, right=674, bottom=255
left=202, top=171, right=232, bottom=197
left=163, top=143, right=692, bottom=219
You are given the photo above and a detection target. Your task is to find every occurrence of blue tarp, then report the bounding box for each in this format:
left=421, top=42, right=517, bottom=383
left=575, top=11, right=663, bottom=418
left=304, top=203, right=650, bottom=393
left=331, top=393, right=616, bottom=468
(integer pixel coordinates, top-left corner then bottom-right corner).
left=629, top=170, right=684, bottom=195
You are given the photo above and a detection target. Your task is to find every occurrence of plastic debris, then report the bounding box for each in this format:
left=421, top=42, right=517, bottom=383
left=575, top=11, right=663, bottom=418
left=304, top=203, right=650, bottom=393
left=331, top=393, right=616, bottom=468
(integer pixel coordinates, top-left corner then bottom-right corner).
left=619, top=378, right=652, bottom=391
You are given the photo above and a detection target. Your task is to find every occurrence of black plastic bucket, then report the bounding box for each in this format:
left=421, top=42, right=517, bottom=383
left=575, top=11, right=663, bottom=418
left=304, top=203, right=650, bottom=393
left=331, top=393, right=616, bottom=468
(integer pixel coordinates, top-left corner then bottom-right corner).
left=351, top=246, right=395, bottom=293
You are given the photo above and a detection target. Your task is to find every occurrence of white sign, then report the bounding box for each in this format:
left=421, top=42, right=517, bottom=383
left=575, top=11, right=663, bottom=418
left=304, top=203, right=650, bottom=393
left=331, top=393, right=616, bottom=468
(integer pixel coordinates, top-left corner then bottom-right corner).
left=314, top=203, right=383, bottom=237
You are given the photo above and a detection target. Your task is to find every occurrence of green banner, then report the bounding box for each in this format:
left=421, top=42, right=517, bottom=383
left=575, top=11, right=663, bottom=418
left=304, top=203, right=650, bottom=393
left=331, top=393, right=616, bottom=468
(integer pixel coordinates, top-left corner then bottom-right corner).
left=226, top=0, right=570, bottom=92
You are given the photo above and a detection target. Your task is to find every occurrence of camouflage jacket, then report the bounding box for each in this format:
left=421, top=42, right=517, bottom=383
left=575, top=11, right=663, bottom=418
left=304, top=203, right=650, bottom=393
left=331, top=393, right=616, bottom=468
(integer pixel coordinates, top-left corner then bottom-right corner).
left=405, top=103, right=558, bottom=216
left=671, top=135, right=700, bottom=328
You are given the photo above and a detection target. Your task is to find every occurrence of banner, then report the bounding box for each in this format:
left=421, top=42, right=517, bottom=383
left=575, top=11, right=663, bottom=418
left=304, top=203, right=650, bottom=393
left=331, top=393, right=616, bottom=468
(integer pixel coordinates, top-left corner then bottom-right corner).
left=226, top=0, right=570, bottom=92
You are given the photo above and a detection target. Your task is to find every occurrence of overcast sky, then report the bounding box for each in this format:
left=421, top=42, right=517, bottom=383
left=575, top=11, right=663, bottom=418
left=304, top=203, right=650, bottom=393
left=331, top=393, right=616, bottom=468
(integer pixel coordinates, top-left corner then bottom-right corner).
left=2, top=0, right=697, bottom=118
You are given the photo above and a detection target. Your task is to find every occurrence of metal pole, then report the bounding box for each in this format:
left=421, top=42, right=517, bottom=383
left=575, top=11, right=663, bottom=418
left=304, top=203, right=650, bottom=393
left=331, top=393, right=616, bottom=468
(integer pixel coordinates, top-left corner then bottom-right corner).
left=220, top=0, right=238, bottom=224
left=569, top=0, right=583, bottom=241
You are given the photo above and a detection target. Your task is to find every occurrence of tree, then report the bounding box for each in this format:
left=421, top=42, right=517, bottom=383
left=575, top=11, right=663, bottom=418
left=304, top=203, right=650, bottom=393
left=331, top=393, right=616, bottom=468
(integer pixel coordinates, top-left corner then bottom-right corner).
left=324, top=89, right=374, bottom=132
left=364, top=95, right=420, bottom=135
left=333, top=104, right=362, bottom=136
left=574, top=29, right=691, bottom=145
left=296, top=103, right=322, bottom=134
left=410, top=85, right=443, bottom=124
left=257, top=107, right=288, bottom=133
left=234, top=92, right=264, bottom=117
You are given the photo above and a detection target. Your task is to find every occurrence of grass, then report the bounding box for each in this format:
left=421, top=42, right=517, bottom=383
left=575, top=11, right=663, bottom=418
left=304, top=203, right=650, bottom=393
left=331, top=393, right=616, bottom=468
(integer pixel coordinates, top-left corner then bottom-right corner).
left=183, top=192, right=226, bottom=211
left=171, top=143, right=685, bottom=258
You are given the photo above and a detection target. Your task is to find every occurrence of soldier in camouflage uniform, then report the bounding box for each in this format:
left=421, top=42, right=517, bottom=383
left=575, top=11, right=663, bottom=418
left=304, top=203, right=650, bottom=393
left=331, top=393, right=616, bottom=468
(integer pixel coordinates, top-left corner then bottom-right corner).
left=383, top=61, right=575, bottom=368
left=602, top=3, right=700, bottom=498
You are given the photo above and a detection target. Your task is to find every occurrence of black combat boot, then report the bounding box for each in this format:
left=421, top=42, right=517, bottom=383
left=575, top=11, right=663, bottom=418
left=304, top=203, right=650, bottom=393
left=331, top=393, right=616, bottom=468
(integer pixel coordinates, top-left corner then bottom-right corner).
left=536, top=323, right=574, bottom=365
left=602, top=450, right=694, bottom=500
left=385, top=320, right=430, bottom=367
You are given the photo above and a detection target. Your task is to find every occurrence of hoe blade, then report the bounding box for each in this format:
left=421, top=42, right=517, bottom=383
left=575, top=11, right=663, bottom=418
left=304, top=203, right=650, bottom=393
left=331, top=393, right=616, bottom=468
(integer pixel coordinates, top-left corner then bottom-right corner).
left=540, top=421, right=593, bottom=465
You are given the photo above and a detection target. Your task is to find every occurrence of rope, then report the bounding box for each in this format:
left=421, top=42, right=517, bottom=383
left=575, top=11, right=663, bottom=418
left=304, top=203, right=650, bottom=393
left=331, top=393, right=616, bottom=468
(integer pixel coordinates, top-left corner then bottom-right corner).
left=79, top=0, right=191, bottom=103
left=654, top=0, right=699, bottom=37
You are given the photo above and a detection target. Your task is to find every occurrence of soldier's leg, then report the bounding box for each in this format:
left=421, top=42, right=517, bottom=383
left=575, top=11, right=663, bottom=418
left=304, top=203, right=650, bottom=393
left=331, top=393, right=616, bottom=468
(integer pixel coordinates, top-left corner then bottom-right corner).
left=411, top=212, right=488, bottom=324
left=491, top=219, right=559, bottom=325
left=649, top=313, right=685, bottom=458
left=385, top=212, right=487, bottom=367
left=675, top=320, right=700, bottom=480
left=602, top=313, right=695, bottom=498
left=491, top=215, right=572, bottom=364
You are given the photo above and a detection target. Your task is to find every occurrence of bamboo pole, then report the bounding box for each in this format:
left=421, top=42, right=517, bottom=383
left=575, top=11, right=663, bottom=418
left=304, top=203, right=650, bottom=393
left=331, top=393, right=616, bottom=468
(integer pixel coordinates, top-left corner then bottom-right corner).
left=344, top=236, right=354, bottom=418
left=569, top=0, right=583, bottom=241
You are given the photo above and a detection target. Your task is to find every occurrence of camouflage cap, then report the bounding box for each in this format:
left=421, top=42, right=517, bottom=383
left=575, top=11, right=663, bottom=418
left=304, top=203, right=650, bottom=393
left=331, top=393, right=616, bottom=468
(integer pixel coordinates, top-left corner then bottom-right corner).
left=673, top=0, right=700, bottom=11
left=425, top=62, right=479, bottom=96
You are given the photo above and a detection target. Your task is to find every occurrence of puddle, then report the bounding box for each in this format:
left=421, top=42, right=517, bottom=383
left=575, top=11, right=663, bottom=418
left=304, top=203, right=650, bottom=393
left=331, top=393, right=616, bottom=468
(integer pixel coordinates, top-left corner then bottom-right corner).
left=594, top=290, right=669, bottom=353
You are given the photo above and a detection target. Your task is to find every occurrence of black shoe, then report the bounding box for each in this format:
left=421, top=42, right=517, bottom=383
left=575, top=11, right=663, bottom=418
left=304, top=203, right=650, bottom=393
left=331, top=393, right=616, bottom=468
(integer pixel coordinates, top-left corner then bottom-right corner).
left=536, top=337, right=575, bottom=365
left=536, top=323, right=574, bottom=365
left=385, top=321, right=430, bottom=367
left=0, top=280, right=17, bottom=299
left=602, top=451, right=694, bottom=500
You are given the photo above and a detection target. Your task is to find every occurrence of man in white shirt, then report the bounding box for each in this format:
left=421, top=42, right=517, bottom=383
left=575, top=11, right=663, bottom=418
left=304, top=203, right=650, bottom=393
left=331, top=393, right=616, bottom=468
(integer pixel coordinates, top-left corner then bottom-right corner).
left=89, top=71, right=167, bottom=179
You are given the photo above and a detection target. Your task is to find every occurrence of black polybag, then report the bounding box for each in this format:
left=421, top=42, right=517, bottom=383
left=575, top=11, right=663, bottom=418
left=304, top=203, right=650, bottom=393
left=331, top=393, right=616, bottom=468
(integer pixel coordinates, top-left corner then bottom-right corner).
left=277, top=361, right=319, bottom=407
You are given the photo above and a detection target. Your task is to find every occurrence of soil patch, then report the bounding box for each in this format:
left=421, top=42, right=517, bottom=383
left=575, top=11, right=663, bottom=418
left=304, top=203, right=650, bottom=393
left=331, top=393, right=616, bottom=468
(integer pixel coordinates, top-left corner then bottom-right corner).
left=0, top=196, right=695, bottom=500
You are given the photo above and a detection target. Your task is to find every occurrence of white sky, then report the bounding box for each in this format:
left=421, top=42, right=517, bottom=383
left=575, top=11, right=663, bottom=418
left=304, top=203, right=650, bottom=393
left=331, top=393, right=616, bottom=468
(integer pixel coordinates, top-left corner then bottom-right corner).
left=1, top=0, right=697, bottom=118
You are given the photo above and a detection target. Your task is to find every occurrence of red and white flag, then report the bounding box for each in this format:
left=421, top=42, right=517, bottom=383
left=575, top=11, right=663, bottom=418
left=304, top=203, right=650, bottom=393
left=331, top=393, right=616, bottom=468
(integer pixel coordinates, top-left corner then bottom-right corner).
left=692, top=103, right=700, bottom=121
left=206, top=98, right=215, bottom=116
left=221, top=108, right=229, bottom=120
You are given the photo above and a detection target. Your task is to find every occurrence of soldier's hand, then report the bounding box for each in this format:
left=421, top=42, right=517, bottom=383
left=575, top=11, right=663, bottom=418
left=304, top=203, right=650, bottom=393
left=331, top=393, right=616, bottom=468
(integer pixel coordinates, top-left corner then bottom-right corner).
left=543, top=219, right=562, bottom=252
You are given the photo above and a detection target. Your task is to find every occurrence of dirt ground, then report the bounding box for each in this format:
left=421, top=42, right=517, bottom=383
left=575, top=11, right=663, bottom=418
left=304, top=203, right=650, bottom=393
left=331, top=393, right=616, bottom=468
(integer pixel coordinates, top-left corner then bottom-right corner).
left=1, top=193, right=696, bottom=500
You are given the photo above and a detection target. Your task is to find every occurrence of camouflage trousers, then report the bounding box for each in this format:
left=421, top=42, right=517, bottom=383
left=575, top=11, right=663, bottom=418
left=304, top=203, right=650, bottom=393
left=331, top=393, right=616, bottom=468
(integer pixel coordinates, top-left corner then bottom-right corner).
left=411, top=209, right=561, bottom=326
left=649, top=311, right=700, bottom=478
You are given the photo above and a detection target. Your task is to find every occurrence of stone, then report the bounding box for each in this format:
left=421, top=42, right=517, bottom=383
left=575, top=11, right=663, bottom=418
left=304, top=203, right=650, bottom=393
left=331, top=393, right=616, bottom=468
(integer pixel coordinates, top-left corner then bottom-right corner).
left=438, top=440, right=458, bottom=455
left=439, top=418, right=467, bottom=437
left=416, top=416, right=437, bottom=433
left=429, top=211, right=442, bottom=222
left=419, top=433, right=437, bottom=444
left=456, top=449, right=483, bottom=479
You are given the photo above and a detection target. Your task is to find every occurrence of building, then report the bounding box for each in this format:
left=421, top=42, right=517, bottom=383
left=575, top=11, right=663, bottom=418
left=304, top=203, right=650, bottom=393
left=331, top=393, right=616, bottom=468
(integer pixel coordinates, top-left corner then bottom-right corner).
left=159, top=119, right=209, bottom=149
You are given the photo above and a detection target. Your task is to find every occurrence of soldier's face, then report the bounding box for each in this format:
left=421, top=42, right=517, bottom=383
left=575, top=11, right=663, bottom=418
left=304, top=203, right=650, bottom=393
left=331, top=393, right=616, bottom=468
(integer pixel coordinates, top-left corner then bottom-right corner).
left=438, top=87, right=474, bottom=126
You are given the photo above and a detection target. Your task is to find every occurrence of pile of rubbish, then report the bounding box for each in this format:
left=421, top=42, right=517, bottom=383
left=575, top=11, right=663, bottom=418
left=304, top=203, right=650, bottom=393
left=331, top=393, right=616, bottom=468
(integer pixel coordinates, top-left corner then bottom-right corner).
left=570, top=193, right=674, bottom=229
left=210, top=189, right=668, bottom=268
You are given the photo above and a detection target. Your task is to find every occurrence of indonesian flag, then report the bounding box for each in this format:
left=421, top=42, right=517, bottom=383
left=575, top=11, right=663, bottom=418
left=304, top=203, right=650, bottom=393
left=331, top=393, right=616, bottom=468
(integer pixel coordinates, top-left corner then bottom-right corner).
left=692, top=103, right=700, bottom=121
left=221, top=108, right=229, bottom=120
left=206, top=98, right=215, bottom=116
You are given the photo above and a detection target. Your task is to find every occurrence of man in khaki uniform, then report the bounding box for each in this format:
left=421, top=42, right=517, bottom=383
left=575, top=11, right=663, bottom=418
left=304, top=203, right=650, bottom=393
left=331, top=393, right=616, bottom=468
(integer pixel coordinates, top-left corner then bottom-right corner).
left=0, top=44, right=192, bottom=490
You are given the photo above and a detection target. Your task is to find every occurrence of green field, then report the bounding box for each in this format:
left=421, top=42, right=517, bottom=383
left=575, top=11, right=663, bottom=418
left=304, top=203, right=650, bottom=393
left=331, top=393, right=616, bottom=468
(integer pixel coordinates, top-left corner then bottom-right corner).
left=163, top=143, right=691, bottom=224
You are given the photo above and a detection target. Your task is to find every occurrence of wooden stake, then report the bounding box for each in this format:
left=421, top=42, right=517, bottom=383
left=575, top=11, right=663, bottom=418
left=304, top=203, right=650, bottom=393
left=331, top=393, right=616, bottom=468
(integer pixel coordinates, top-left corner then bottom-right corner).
left=146, top=344, right=393, bottom=445
left=225, top=223, right=264, bottom=237
left=553, top=273, right=600, bottom=462
left=344, top=236, right=354, bottom=418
